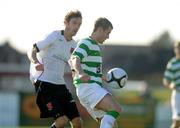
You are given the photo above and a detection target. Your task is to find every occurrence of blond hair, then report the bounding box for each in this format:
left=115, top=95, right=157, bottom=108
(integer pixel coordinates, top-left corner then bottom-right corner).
left=64, top=10, right=82, bottom=23
left=93, top=17, right=113, bottom=32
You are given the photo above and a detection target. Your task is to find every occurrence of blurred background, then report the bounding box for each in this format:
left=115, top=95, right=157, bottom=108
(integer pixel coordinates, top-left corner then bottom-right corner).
left=0, top=31, right=175, bottom=128
left=0, top=0, right=180, bottom=128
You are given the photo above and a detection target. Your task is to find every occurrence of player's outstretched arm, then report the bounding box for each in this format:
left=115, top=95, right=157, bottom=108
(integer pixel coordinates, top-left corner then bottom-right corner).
left=70, top=57, right=90, bottom=82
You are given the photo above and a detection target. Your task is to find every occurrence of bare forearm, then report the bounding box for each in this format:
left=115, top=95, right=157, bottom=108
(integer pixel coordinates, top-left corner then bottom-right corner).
left=71, top=57, right=90, bottom=82
left=27, top=45, right=39, bottom=64
left=71, top=57, right=84, bottom=74
left=32, top=49, right=39, bottom=64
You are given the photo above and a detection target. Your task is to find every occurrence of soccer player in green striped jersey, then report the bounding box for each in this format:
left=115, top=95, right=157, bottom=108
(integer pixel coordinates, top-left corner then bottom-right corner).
left=69, top=17, right=122, bottom=128
left=163, top=41, right=180, bottom=128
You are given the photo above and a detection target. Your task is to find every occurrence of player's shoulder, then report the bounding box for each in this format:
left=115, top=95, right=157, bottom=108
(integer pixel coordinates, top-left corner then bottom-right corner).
left=70, top=39, right=77, bottom=48
left=44, top=30, right=60, bottom=40
left=77, top=38, right=87, bottom=44
left=78, top=37, right=96, bottom=46
left=49, top=30, right=61, bottom=37
left=169, top=57, right=179, bottom=64
left=167, top=57, right=178, bottom=68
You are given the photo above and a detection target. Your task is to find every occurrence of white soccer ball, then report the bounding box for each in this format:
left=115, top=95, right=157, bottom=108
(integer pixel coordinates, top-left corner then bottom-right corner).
left=106, top=68, right=128, bottom=89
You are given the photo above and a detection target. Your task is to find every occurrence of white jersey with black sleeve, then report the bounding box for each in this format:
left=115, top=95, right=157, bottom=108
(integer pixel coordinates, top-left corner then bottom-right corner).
left=30, top=30, right=77, bottom=85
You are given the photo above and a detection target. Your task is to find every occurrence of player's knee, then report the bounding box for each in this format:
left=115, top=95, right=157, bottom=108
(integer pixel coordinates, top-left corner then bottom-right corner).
left=117, top=107, right=122, bottom=113
left=113, top=104, right=122, bottom=114
left=106, top=110, right=120, bottom=119
left=50, top=122, right=64, bottom=128
left=55, top=116, right=68, bottom=128
left=70, top=117, right=82, bottom=128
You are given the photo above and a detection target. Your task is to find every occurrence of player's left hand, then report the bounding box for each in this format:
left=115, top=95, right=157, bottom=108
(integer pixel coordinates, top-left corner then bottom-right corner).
left=169, top=83, right=176, bottom=90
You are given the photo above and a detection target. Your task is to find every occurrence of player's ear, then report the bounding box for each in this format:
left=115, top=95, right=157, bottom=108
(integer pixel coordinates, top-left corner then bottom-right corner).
left=64, top=20, right=68, bottom=26
left=98, top=27, right=103, bottom=32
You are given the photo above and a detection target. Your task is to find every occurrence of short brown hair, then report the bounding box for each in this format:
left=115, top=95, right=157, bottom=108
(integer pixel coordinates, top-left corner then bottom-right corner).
left=93, top=17, right=113, bottom=32
left=64, top=10, right=82, bottom=23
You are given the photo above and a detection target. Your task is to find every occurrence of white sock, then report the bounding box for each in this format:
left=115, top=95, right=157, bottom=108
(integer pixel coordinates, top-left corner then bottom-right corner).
left=100, top=115, right=116, bottom=128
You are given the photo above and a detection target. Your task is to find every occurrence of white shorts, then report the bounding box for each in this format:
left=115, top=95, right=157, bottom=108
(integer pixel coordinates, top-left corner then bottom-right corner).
left=171, top=90, right=180, bottom=120
left=76, top=83, right=109, bottom=120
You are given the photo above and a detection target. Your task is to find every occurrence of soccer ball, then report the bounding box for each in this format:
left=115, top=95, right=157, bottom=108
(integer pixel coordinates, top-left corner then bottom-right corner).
left=106, top=68, right=128, bottom=89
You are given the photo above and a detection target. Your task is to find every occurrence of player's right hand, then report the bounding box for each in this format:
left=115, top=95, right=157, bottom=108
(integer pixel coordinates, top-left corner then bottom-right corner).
left=79, top=73, right=90, bottom=82
left=35, top=63, right=44, bottom=71
left=102, top=75, right=107, bottom=82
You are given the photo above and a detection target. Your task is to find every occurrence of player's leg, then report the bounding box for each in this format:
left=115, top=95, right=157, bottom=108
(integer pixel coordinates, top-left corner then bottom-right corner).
left=86, top=107, right=119, bottom=128
left=50, top=116, right=69, bottom=128
left=95, top=93, right=122, bottom=112
left=76, top=83, right=120, bottom=128
left=62, top=85, right=82, bottom=128
left=68, top=103, right=82, bottom=128
left=70, top=117, right=82, bottom=128
left=43, top=98, right=69, bottom=128
left=85, top=103, right=119, bottom=128
left=171, top=91, right=180, bottom=128
left=95, top=118, right=119, bottom=128
left=113, top=120, right=119, bottom=128
left=35, top=81, right=69, bottom=128
left=95, top=93, right=122, bottom=128
left=52, top=117, right=85, bottom=128
left=171, top=119, right=180, bottom=128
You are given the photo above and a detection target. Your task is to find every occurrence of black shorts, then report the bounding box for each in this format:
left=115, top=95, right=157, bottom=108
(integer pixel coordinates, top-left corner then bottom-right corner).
left=34, top=80, right=80, bottom=120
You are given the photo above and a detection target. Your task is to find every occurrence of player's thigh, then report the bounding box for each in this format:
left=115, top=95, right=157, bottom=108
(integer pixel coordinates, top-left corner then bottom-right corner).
left=171, top=119, right=180, bottom=128
left=95, top=93, right=122, bottom=113
left=85, top=106, right=105, bottom=121
left=64, top=100, right=80, bottom=121
left=172, top=91, right=180, bottom=121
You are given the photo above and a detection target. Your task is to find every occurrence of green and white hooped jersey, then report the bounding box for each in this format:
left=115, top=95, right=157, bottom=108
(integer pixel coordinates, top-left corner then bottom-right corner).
left=72, top=37, right=103, bottom=87
left=164, top=57, right=180, bottom=88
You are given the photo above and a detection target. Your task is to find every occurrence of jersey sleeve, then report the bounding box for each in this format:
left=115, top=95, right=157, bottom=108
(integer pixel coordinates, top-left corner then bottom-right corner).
left=71, top=40, right=89, bottom=61
left=164, top=62, right=174, bottom=81
left=36, top=31, right=58, bottom=51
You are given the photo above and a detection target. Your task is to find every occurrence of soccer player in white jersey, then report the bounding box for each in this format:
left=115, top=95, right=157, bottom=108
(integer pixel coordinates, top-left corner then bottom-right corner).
left=69, top=17, right=122, bottom=128
left=27, top=10, right=82, bottom=128
left=163, top=41, right=180, bottom=128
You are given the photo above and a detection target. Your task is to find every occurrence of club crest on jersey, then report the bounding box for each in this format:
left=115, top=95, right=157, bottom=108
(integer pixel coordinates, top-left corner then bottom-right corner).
left=46, top=102, right=53, bottom=111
